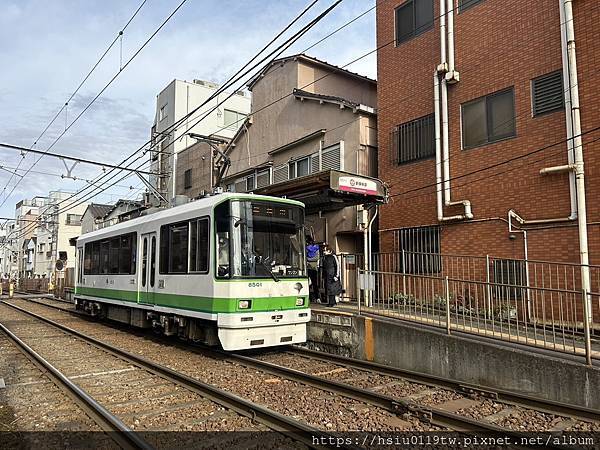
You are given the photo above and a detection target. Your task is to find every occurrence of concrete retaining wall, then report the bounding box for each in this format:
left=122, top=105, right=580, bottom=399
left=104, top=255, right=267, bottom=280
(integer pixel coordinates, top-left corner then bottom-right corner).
left=307, top=309, right=600, bottom=410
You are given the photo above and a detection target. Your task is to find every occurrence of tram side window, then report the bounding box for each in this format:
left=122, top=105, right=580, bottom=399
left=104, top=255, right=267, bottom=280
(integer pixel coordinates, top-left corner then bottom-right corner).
left=109, top=238, right=120, bottom=274
left=83, top=233, right=137, bottom=275
left=119, top=234, right=136, bottom=274
left=215, top=202, right=230, bottom=278
left=92, top=242, right=100, bottom=274
left=100, top=241, right=110, bottom=274
left=83, top=244, right=92, bottom=274
left=189, top=218, right=210, bottom=273
left=160, top=222, right=189, bottom=274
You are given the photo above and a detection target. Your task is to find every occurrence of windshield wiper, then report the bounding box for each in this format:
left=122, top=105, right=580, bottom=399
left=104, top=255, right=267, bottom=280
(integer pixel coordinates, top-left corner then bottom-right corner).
left=258, top=259, right=279, bottom=282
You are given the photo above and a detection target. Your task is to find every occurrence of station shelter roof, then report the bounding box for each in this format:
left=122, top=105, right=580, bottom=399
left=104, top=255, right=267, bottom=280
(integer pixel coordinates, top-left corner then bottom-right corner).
left=253, top=169, right=387, bottom=215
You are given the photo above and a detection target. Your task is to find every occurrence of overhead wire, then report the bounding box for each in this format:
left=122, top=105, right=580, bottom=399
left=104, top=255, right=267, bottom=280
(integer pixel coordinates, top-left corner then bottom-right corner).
left=7, top=1, right=583, bottom=242
left=42, top=0, right=341, bottom=217
left=1, top=0, right=342, bottom=243
left=0, top=0, right=190, bottom=209
left=0, top=0, right=148, bottom=206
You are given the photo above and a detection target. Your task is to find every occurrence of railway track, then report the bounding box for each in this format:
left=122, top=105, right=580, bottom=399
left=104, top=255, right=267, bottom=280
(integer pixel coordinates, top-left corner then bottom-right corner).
left=7, top=297, right=600, bottom=443
left=0, top=319, right=153, bottom=450
left=0, top=300, right=339, bottom=449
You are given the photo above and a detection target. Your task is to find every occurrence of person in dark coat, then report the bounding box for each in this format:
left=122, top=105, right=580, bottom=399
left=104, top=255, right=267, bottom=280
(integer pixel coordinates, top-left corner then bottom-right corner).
left=321, top=244, right=341, bottom=307
left=306, top=236, right=320, bottom=302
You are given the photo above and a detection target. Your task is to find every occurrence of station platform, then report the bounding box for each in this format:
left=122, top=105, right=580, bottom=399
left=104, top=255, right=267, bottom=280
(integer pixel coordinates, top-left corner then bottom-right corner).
left=306, top=302, right=600, bottom=411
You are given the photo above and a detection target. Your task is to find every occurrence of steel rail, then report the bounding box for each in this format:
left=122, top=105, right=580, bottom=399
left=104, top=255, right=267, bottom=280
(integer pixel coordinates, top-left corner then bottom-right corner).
left=215, top=350, right=515, bottom=433
left=0, top=301, right=342, bottom=449
left=289, top=346, right=600, bottom=423
left=17, top=297, right=598, bottom=439
left=0, top=319, right=154, bottom=450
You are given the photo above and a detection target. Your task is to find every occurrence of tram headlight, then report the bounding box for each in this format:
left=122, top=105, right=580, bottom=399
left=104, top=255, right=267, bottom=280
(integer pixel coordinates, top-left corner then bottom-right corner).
left=238, top=299, right=251, bottom=309
left=295, top=297, right=305, bottom=306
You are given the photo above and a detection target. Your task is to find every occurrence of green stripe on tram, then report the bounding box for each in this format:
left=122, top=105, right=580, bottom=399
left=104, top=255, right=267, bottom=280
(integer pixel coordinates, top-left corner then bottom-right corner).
left=74, top=286, right=308, bottom=313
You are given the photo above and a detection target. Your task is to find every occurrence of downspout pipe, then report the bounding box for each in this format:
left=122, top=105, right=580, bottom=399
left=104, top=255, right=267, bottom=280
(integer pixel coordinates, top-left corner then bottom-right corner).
left=559, top=0, right=578, bottom=221
left=561, top=0, right=592, bottom=315
left=508, top=210, right=531, bottom=319
left=435, top=0, right=471, bottom=222
left=435, top=72, right=466, bottom=221
left=434, top=73, right=445, bottom=221
left=445, top=0, right=459, bottom=83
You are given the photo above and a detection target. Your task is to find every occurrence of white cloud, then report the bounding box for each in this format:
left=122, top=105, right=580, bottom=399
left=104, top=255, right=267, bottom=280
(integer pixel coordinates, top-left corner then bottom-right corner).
left=0, top=0, right=376, bottom=215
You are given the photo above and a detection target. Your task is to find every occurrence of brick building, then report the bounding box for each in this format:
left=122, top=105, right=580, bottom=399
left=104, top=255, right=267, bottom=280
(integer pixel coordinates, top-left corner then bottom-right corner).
left=376, top=0, right=600, bottom=268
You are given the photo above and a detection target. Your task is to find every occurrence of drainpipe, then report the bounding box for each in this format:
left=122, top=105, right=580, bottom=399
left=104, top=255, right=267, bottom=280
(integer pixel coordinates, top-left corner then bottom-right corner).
left=435, top=0, right=471, bottom=222
left=535, top=0, right=580, bottom=222
left=434, top=73, right=445, bottom=221
left=363, top=216, right=368, bottom=307
left=366, top=205, right=378, bottom=307
left=445, top=0, right=459, bottom=83
left=562, top=0, right=591, bottom=322
left=508, top=210, right=531, bottom=319
left=558, top=0, right=577, bottom=220
left=438, top=0, right=447, bottom=73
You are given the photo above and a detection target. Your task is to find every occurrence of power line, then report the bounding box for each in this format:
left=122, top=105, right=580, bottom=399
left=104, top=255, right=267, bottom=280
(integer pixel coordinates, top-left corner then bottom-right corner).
left=217, top=7, right=581, bottom=170
left=0, top=0, right=148, bottom=205
left=44, top=0, right=342, bottom=215
left=0, top=143, right=157, bottom=175
left=0, top=0, right=190, bottom=209
left=388, top=124, right=600, bottom=200
left=0, top=164, right=134, bottom=190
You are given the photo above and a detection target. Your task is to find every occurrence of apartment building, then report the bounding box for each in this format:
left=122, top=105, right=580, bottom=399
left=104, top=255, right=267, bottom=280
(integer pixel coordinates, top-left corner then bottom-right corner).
left=221, top=54, right=385, bottom=255
left=150, top=79, right=251, bottom=202
left=33, top=191, right=88, bottom=276
left=1, top=193, right=87, bottom=280
left=376, top=0, right=600, bottom=267
left=13, top=197, right=46, bottom=279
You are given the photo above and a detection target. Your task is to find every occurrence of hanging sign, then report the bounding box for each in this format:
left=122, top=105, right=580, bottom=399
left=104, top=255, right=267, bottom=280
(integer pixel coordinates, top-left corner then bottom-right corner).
left=337, top=176, right=378, bottom=195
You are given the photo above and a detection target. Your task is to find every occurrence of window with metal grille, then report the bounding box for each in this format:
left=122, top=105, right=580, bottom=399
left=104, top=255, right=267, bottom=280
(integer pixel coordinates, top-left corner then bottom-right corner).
left=462, top=88, right=516, bottom=149
left=393, top=225, right=441, bottom=274
left=321, top=144, right=341, bottom=171
left=458, top=0, right=484, bottom=12
left=256, top=170, right=270, bottom=188
left=273, top=165, right=288, bottom=184
left=184, top=169, right=192, bottom=189
left=392, top=114, right=435, bottom=165
left=395, top=0, right=434, bottom=45
left=532, top=71, right=564, bottom=117
left=310, top=152, right=320, bottom=174
left=492, top=259, right=526, bottom=301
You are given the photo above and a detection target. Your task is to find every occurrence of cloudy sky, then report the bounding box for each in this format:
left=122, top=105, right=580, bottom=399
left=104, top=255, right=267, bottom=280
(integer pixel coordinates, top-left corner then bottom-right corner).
left=0, top=0, right=376, bottom=217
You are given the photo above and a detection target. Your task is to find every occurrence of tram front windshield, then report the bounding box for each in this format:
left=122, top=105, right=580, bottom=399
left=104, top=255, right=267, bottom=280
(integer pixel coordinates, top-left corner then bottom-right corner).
left=216, top=200, right=306, bottom=279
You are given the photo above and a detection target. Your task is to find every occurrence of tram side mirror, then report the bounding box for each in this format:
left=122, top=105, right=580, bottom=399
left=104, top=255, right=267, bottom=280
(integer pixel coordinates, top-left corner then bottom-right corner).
left=234, top=219, right=246, bottom=228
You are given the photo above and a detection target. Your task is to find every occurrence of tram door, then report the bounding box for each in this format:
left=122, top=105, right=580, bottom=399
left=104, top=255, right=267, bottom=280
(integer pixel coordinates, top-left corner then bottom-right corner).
left=139, top=232, right=157, bottom=305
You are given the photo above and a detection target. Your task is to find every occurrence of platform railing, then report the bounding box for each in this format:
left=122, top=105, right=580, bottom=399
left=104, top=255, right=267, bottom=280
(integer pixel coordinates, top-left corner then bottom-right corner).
left=352, top=251, right=600, bottom=363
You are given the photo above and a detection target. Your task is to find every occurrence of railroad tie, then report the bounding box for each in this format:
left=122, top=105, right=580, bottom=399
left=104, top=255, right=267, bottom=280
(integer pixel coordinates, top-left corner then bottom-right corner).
left=482, top=407, right=518, bottom=423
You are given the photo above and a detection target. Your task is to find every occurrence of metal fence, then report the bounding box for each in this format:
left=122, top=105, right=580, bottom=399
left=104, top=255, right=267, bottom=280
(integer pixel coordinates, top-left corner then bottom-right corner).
left=346, top=251, right=599, bottom=363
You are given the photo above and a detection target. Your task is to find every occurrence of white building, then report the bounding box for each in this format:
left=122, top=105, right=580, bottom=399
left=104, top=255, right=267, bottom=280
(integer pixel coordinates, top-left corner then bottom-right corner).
left=34, top=191, right=87, bottom=277
left=0, top=221, right=16, bottom=278
left=150, top=79, right=251, bottom=202
left=0, top=192, right=87, bottom=280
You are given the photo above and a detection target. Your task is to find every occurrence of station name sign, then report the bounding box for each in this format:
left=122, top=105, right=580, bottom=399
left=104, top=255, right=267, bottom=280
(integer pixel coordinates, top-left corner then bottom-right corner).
left=337, top=176, right=378, bottom=195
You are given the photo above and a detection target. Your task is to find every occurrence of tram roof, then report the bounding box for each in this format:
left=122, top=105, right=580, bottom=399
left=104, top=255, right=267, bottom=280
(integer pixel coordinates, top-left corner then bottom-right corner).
left=77, top=192, right=304, bottom=243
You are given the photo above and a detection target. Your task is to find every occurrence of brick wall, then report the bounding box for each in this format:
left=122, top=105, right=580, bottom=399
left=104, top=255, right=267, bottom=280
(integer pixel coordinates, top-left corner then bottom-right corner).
left=376, top=0, right=600, bottom=264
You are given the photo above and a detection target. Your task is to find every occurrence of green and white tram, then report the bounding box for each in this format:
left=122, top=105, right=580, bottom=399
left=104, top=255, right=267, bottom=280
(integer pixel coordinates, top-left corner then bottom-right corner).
left=74, top=193, right=310, bottom=350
